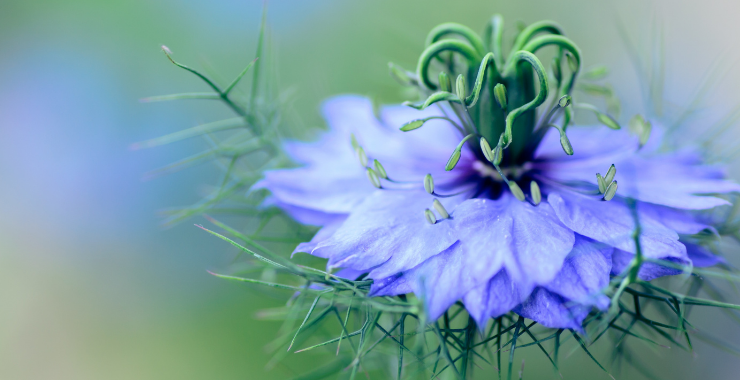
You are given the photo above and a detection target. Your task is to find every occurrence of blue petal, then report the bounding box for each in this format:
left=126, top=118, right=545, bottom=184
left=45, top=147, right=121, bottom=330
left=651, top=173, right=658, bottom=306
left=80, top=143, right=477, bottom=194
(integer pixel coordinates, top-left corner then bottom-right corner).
left=463, top=270, right=533, bottom=326
left=294, top=215, right=347, bottom=257
left=610, top=249, right=684, bottom=280
left=548, top=191, right=688, bottom=264
left=369, top=194, right=574, bottom=322
left=313, top=190, right=464, bottom=278
left=543, top=235, right=612, bottom=310
left=683, top=241, right=725, bottom=268
left=514, top=288, right=590, bottom=330
left=258, top=95, right=475, bottom=224
left=538, top=150, right=740, bottom=210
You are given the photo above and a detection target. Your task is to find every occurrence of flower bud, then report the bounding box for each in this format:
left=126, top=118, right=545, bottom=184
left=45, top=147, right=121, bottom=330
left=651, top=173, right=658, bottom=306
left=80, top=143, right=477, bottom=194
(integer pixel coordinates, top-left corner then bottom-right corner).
left=366, top=168, right=381, bottom=188
left=530, top=181, right=541, bottom=205
left=439, top=72, right=451, bottom=92
left=480, top=137, right=494, bottom=162
left=373, top=159, right=387, bottom=179
left=456, top=74, right=467, bottom=101
left=424, top=174, right=434, bottom=194
left=603, top=180, right=618, bottom=201
left=494, top=83, right=507, bottom=110
left=350, top=133, right=359, bottom=150
left=508, top=182, right=525, bottom=201
left=604, top=164, right=616, bottom=184
left=424, top=208, right=437, bottom=225
left=432, top=199, right=449, bottom=219
left=445, top=149, right=461, bottom=171
left=357, top=146, right=368, bottom=167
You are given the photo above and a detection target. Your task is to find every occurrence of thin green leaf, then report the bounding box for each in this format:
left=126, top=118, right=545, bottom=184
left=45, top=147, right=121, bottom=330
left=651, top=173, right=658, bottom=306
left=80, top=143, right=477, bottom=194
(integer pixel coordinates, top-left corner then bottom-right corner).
left=224, top=58, right=258, bottom=95
left=140, top=92, right=220, bottom=103
left=131, top=117, right=247, bottom=149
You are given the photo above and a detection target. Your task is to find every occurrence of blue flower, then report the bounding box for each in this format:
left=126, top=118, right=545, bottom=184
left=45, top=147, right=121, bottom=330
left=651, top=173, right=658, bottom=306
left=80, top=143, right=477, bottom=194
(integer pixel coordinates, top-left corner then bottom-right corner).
left=257, top=95, right=739, bottom=330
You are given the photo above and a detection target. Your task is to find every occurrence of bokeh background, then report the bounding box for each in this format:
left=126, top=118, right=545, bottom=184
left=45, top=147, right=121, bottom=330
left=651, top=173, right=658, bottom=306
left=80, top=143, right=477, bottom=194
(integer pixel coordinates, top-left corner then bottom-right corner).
left=3, top=0, right=740, bottom=379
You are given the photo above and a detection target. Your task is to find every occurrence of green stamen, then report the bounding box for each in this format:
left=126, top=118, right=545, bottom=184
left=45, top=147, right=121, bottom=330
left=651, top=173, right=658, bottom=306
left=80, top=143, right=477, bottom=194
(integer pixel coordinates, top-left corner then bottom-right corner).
left=373, top=159, right=387, bottom=179
left=366, top=168, right=382, bottom=189
left=530, top=181, right=542, bottom=205
left=424, top=208, right=437, bottom=225
left=605, top=164, right=616, bottom=184
left=603, top=180, right=618, bottom=201
left=424, top=174, right=434, bottom=194
left=432, top=199, right=450, bottom=219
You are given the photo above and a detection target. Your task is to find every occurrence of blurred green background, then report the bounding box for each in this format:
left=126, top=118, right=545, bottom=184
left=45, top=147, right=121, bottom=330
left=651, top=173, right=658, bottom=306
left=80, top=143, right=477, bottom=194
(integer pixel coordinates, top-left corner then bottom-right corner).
left=2, top=0, right=740, bottom=378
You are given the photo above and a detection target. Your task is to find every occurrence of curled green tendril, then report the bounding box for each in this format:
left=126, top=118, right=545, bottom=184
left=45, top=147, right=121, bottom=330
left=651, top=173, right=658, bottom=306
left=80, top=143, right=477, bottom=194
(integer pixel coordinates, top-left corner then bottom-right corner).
left=501, top=51, right=549, bottom=146
left=403, top=91, right=461, bottom=110
left=465, top=53, right=499, bottom=107
left=510, top=20, right=564, bottom=54
left=483, top=14, right=505, bottom=67
left=521, top=35, right=582, bottom=94
left=416, top=40, right=483, bottom=90
left=425, top=22, right=487, bottom=57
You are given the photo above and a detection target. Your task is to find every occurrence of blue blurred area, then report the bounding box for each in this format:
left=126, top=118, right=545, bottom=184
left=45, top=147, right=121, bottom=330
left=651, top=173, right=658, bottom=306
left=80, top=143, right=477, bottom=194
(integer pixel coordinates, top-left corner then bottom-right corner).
left=2, top=0, right=740, bottom=379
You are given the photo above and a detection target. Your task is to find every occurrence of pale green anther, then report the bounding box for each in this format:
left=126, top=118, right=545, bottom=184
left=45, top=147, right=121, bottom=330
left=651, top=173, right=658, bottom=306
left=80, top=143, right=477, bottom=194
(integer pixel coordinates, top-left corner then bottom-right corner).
left=565, top=51, right=578, bottom=72
left=455, top=74, right=467, bottom=101
left=558, top=95, right=571, bottom=108
left=629, top=114, right=652, bottom=147
left=388, top=62, right=412, bottom=86
left=509, top=182, right=526, bottom=201
left=597, top=113, right=620, bottom=130
left=551, top=56, right=562, bottom=83
left=350, top=133, right=359, bottom=151
left=400, top=119, right=425, bottom=132
left=640, top=120, right=652, bottom=146
left=373, top=159, right=387, bottom=179
left=604, top=164, right=616, bottom=184
left=424, top=174, right=434, bottom=194
left=493, top=145, right=503, bottom=165
left=424, top=208, right=437, bottom=225
left=366, top=168, right=381, bottom=188
left=357, top=146, right=368, bottom=167
left=596, top=173, right=607, bottom=193
left=432, top=199, right=449, bottom=219
left=530, top=181, right=542, bottom=205
left=559, top=131, right=574, bottom=155
left=583, top=65, right=608, bottom=80
left=445, top=149, right=462, bottom=171
left=480, top=137, right=494, bottom=162
left=494, top=83, right=507, bottom=110
left=439, top=72, right=451, bottom=92
left=603, top=180, right=618, bottom=201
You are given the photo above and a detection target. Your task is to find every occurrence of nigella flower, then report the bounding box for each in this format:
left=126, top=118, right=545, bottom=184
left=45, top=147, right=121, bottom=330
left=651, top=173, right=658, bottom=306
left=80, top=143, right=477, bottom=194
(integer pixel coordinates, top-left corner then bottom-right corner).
left=256, top=19, right=739, bottom=330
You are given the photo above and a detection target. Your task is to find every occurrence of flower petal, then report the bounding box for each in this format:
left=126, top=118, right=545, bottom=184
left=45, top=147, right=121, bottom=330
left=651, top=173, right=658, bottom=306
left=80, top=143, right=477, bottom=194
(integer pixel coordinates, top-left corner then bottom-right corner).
left=548, top=191, right=688, bottom=264
left=463, top=270, right=533, bottom=326
left=369, top=194, right=574, bottom=322
left=514, top=288, right=590, bottom=330
left=543, top=235, right=612, bottom=310
left=313, top=190, right=463, bottom=277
